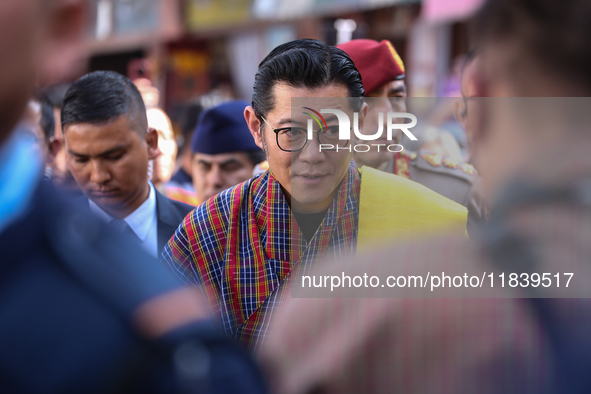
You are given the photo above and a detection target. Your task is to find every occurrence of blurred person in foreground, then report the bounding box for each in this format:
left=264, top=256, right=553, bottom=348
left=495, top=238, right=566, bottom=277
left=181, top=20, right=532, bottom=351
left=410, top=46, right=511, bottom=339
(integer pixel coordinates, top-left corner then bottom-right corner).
left=338, top=39, right=481, bottom=216
left=0, top=2, right=266, bottom=393
left=262, top=1, right=591, bottom=393
left=62, top=71, right=194, bottom=258
left=162, top=39, right=468, bottom=352
left=191, top=100, right=265, bottom=204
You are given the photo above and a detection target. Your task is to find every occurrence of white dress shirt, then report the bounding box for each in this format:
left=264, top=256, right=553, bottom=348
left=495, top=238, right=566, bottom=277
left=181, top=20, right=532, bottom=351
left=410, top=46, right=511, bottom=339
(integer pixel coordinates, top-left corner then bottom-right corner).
left=89, top=182, right=158, bottom=258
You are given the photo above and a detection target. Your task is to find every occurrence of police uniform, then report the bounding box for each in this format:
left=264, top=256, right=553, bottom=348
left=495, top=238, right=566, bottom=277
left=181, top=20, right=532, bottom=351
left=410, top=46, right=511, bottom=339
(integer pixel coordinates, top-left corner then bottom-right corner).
left=387, top=150, right=484, bottom=232
left=337, top=39, right=485, bottom=230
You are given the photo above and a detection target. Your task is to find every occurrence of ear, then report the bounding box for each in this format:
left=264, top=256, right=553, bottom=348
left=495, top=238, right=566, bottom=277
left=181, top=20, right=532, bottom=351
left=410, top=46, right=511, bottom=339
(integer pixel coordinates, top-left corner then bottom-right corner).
left=145, top=128, right=160, bottom=160
left=244, top=106, right=264, bottom=150
left=356, top=101, right=369, bottom=138
left=40, top=0, right=88, bottom=85
left=47, top=137, right=61, bottom=163
left=455, top=99, right=468, bottom=128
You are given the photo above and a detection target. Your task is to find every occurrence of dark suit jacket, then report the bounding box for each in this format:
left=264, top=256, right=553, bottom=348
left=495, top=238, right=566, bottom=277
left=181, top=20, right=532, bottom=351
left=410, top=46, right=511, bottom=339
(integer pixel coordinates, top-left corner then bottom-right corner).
left=0, top=179, right=267, bottom=393
left=154, top=189, right=194, bottom=253
left=78, top=188, right=194, bottom=254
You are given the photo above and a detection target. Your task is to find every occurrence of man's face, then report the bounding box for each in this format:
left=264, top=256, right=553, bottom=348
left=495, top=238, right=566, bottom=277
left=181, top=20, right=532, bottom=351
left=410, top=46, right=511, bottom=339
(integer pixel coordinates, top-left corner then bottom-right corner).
left=248, top=83, right=362, bottom=213
left=147, top=108, right=178, bottom=186
left=354, top=80, right=407, bottom=170
left=65, top=115, right=159, bottom=219
left=192, top=152, right=255, bottom=202
left=153, top=132, right=178, bottom=185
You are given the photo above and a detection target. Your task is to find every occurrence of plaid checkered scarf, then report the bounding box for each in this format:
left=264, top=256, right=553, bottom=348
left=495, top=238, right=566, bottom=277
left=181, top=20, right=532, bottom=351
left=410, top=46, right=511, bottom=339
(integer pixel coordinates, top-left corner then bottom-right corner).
left=163, top=161, right=360, bottom=350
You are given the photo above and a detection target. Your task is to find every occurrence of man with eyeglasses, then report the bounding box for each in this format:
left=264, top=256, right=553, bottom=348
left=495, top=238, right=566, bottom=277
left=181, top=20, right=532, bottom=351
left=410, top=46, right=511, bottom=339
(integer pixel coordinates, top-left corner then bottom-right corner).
left=163, top=38, right=468, bottom=351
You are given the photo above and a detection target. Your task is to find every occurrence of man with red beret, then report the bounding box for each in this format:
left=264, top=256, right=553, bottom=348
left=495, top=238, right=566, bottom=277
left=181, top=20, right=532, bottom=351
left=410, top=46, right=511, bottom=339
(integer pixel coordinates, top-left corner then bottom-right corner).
left=338, top=39, right=483, bottom=227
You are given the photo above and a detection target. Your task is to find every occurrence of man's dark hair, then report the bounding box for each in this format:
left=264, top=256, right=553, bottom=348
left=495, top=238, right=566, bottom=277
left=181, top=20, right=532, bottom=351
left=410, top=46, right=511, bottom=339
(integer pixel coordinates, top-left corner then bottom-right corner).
left=475, top=0, right=591, bottom=93
left=252, top=38, right=364, bottom=121
left=61, top=71, right=147, bottom=133
left=245, top=149, right=266, bottom=166
left=39, top=98, right=55, bottom=142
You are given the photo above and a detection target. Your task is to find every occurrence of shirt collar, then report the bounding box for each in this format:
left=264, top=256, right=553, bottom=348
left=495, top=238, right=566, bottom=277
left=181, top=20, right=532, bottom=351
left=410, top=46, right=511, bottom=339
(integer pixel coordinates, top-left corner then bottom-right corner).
left=259, top=160, right=361, bottom=260
left=89, top=182, right=157, bottom=242
left=124, top=182, right=157, bottom=241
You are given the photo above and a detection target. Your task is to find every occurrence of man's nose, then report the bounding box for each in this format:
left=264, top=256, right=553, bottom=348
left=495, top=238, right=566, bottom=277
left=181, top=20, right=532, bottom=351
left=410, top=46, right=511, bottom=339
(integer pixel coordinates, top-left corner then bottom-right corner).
left=297, top=133, right=326, bottom=164
left=90, top=160, right=111, bottom=184
left=207, top=165, right=224, bottom=189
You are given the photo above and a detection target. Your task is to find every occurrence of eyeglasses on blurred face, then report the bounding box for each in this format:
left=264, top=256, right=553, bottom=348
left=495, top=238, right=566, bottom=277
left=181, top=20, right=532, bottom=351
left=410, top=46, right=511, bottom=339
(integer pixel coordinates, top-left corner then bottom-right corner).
left=260, top=116, right=350, bottom=152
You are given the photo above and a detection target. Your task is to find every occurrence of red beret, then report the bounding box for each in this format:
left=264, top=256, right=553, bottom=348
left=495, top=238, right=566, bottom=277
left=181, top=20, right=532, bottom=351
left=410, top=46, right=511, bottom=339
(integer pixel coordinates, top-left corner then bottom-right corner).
left=337, top=39, right=405, bottom=95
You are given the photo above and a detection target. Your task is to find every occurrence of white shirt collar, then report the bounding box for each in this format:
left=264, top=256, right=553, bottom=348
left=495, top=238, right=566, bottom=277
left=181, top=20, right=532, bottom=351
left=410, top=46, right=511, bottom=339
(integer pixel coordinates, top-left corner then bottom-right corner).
left=88, top=182, right=157, bottom=242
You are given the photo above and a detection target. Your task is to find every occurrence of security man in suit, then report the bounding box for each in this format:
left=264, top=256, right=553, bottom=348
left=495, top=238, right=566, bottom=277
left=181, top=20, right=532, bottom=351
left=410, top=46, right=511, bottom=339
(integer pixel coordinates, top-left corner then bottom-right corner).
left=337, top=39, right=483, bottom=227
left=61, top=71, right=194, bottom=257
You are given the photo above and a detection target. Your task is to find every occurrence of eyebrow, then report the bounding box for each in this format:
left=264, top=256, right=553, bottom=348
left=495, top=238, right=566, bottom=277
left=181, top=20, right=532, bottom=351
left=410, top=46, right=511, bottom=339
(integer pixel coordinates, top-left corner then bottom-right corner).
left=275, top=117, right=292, bottom=127
left=198, top=158, right=243, bottom=166
left=321, top=113, right=338, bottom=123
left=67, top=145, right=128, bottom=158
left=388, top=86, right=407, bottom=95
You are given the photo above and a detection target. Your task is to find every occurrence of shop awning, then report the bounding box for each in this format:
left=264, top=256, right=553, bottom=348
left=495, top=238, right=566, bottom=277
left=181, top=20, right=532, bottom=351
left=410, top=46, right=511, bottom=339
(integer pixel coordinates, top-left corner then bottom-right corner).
left=185, top=0, right=420, bottom=31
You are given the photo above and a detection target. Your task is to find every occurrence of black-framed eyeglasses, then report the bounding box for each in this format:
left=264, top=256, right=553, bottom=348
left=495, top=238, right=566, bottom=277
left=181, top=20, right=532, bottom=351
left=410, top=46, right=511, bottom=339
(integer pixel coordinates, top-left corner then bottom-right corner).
left=260, top=115, right=350, bottom=152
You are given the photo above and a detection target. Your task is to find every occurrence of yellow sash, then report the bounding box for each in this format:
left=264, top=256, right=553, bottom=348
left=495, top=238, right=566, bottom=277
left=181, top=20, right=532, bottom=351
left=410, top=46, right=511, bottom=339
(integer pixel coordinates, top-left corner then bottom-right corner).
left=357, top=166, right=468, bottom=251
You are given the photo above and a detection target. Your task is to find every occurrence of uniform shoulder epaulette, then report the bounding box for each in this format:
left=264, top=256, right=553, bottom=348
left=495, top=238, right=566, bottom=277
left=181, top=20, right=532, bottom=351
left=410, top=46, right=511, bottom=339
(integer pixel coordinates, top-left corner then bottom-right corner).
left=408, top=150, right=478, bottom=183
left=420, top=152, right=443, bottom=167
left=460, top=162, right=476, bottom=176
left=443, top=156, right=460, bottom=169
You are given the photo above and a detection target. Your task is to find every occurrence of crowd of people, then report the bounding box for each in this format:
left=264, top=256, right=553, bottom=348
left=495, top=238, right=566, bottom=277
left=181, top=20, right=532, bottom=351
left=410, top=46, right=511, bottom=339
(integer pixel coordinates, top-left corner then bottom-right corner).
left=1, top=0, right=591, bottom=393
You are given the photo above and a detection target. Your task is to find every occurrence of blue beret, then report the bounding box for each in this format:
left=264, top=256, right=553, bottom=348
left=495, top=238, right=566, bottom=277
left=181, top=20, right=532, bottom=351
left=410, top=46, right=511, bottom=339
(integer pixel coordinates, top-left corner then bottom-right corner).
left=191, top=100, right=260, bottom=155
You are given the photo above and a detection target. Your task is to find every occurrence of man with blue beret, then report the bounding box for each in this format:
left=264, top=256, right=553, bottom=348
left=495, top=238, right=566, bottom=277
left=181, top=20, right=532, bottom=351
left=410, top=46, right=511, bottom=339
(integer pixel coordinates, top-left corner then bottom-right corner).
left=191, top=100, right=265, bottom=203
